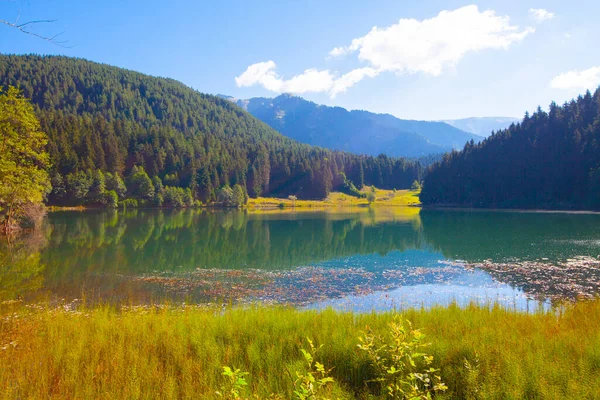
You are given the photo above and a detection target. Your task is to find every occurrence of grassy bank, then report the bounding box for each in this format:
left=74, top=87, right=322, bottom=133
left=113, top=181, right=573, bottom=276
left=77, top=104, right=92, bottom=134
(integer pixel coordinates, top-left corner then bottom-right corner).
left=248, top=188, right=421, bottom=209
left=1, top=301, right=599, bottom=399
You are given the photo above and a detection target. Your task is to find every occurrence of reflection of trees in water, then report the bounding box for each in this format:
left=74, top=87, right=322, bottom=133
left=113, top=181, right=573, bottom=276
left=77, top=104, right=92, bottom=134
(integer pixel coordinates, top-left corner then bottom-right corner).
left=8, top=209, right=600, bottom=304
left=21, top=209, right=424, bottom=302
left=0, top=227, right=50, bottom=301
left=421, top=210, right=600, bottom=263
left=42, top=209, right=424, bottom=276
left=421, top=210, right=600, bottom=301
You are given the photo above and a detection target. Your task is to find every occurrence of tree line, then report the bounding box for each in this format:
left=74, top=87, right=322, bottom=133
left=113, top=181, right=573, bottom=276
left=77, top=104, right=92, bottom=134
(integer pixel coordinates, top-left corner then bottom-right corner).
left=0, top=55, right=422, bottom=212
left=421, top=87, right=600, bottom=210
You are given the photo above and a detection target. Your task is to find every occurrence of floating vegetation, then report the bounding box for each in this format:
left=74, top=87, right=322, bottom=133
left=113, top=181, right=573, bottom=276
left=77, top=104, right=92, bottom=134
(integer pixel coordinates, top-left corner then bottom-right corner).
left=465, top=256, right=600, bottom=302
left=129, top=263, right=477, bottom=307
left=128, top=256, right=600, bottom=308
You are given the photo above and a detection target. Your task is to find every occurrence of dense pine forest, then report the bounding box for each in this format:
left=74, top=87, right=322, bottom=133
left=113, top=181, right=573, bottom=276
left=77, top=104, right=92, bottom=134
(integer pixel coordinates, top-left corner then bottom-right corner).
left=421, top=87, right=600, bottom=210
left=0, top=55, right=421, bottom=206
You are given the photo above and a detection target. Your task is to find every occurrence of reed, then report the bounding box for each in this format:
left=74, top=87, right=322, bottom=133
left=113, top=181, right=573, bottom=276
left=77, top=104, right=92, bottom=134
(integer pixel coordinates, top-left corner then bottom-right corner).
left=1, top=300, right=599, bottom=399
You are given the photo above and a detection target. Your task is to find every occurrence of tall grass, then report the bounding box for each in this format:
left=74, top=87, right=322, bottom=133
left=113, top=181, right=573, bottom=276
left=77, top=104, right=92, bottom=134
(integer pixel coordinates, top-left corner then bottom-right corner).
left=1, top=301, right=599, bottom=399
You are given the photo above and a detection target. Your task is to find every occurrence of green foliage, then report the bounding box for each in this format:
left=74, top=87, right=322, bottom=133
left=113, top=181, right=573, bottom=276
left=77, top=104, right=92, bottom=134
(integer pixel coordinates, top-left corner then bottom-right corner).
left=216, top=366, right=249, bottom=400
left=357, top=316, right=447, bottom=399
left=232, top=184, right=248, bottom=207
left=89, top=169, right=106, bottom=205
left=106, top=172, right=127, bottom=200
left=0, top=55, right=422, bottom=205
left=340, top=175, right=366, bottom=198
left=366, top=192, right=376, bottom=204
left=163, top=186, right=193, bottom=208
left=292, top=338, right=335, bottom=400
left=217, top=185, right=234, bottom=205
left=410, top=181, right=421, bottom=191
left=0, top=86, right=50, bottom=232
left=463, top=353, right=482, bottom=400
left=66, top=171, right=92, bottom=204
left=120, top=199, right=138, bottom=208
left=421, top=88, right=600, bottom=210
left=104, top=190, right=119, bottom=209
left=127, top=166, right=155, bottom=202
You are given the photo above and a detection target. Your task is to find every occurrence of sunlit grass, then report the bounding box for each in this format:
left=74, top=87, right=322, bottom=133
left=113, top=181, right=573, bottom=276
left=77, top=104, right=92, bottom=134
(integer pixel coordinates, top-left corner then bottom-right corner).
left=248, top=188, right=421, bottom=209
left=1, top=300, right=600, bottom=398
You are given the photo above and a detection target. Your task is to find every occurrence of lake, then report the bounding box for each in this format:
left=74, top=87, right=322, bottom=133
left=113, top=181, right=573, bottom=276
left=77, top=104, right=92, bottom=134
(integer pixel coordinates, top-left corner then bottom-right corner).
left=2, top=207, right=600, bottom=311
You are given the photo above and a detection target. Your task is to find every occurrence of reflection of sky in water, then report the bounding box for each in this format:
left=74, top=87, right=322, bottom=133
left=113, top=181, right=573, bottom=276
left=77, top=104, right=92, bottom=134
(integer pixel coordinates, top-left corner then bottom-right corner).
left=302, top=250, right=550, bottom=312
left=312, top=249, right=447, bottom=270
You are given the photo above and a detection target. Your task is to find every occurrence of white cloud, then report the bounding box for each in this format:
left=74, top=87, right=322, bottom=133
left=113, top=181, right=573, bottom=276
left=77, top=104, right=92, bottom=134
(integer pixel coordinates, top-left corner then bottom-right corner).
left=236, top=5, right=534, bottom=97
left=529, top=8, right=554, bottom=22
left=330, top=5, right=533, bottom=77
left=330, top=67, right=380, bottom=97
left=235, top=61, right=336, bottom=94
left=235, top=61, right=336, bottom=95
left=235, top=62, right=377, bottom=98
left=550, top=67, right=600, bottom=90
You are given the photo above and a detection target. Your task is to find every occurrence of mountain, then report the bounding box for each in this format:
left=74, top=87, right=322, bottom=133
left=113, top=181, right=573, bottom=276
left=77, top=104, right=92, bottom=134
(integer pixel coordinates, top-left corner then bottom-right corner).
left=224, top=94, right=480, bottom=158
left=442, top=117, right=519, bottom=137
left=421, top=89, right=600, bottom=210
left=0, top=55, right=421, bottom=204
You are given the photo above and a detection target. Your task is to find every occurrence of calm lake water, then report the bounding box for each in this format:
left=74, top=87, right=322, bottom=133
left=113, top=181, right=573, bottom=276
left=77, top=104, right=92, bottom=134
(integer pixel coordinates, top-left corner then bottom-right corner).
left=3, top=207, right=600, bottom=311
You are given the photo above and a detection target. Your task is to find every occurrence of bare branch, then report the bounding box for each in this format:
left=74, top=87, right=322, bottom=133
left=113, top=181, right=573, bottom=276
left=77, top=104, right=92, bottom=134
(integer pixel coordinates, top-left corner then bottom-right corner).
left=0, top=17, right=70, bottom=47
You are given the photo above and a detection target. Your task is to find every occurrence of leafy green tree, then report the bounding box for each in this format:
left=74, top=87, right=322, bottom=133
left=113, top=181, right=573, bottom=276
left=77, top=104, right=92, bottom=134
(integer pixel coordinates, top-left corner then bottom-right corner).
left=232, top=184, right=247, bottom=207
left=217, top=185, right=234, bottom=205
left=66, top=171, right=92, bottom=204
left=163, top=186, right=186, bottom=207
left=89, top=169, right=106, bottom=204
left=49, top=172, right=66, bottom=204
left=105, top=172, right=127, bottom=200
left=0, top=87, right=50, bottom=232
left=104, top=190, right=118, bottom=208
left=152, top=176, right=165, bottom=206
left=367, top=192, right=376, bottom=205
left=411, top=180, right=421, bottom=191
left=127, top=166, right=154, bottom=202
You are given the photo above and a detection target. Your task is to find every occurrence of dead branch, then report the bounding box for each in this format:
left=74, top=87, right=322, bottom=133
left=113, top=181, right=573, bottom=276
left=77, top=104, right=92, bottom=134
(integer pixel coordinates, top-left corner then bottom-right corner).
left=1, top=17, right=70, bottom=47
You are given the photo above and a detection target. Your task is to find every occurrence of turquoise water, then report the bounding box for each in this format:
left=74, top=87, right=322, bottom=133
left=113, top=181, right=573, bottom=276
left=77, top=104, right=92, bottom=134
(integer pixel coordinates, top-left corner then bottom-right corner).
left=2, top=208, right=600, bottom=310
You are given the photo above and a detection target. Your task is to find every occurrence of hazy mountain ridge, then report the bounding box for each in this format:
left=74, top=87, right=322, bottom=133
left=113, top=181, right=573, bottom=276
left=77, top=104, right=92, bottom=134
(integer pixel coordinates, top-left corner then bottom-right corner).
left=443, top=117, right=520, bottom=137
left=221, top=94, right=481, bottom=157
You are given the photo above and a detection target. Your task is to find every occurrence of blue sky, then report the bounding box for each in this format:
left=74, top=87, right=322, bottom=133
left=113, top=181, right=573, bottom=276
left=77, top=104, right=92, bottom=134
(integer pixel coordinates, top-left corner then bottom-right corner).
left=1, top=0, right=599, bottom=120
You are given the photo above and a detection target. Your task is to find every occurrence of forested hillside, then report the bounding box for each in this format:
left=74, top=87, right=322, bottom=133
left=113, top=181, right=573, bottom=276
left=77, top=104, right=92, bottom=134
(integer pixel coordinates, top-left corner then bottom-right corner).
left=226, top=94, right=478, bottom=157
left=0, top=55, right=421, bottom=205
left=421, top=88, right=600, bottom=209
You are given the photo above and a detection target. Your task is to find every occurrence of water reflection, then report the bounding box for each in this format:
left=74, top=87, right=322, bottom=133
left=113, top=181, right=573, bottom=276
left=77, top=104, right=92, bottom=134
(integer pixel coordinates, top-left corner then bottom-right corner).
left=1, top=208, right=600, bottom=309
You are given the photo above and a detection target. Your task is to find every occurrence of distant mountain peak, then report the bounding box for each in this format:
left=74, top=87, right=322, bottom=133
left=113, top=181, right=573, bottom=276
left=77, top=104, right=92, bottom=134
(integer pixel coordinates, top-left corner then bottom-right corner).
left=225, top=94, right=480, bottom=158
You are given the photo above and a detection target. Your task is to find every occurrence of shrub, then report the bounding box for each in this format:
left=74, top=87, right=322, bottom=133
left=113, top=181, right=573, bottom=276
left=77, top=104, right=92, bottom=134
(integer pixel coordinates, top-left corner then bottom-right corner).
left=104, top=190, right=119, bottom=208
left=357, top=316, right=447, bottom=399
left=366, top=192, right=376, bottom=204
left=292, top=338, right=335, bottom=400
left=216, top=366, right=249, bottom=399
left=120, top=198, right=138, bottom=208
